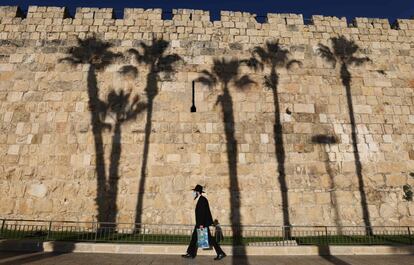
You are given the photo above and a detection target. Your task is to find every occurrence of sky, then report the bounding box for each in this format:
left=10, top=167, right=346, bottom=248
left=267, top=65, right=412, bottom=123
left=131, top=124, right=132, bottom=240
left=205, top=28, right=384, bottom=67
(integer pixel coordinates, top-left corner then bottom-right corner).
left=2, top=0, right=413, bottom=22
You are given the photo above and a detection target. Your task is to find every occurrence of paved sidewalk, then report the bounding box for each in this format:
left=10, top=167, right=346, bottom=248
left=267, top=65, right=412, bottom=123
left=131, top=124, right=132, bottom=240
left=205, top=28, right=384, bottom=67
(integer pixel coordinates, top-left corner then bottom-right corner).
left=0, top=252, right=414, bottom=265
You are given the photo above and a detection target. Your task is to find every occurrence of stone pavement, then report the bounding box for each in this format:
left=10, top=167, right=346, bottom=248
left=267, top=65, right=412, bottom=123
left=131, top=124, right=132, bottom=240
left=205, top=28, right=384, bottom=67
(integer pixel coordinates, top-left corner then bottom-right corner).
left=0, top=252, right=414, bottom=265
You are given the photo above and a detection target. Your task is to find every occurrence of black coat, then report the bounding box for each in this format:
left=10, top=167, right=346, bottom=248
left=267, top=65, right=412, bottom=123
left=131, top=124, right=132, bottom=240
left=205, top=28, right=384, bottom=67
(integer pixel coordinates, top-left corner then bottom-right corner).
left=195, top=195, right=213, bottom=227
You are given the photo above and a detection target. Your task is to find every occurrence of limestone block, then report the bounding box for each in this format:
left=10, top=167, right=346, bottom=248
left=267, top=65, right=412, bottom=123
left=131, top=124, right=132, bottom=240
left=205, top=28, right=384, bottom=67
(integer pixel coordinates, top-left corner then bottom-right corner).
left=34, top=199, right=53, bottom=212
left=260, top=134, right=269, bottom=144
left=409, top=150, right=414, bottom=160
left=294, top=103, right=315, bottom=113
left=15, top=199, right=34, bottom=215
left=206, top=144, right=221, bottom=153
left=409, top=115, right=414, bottom=124
left=240, top=144, right=250, bottom=152
left=27, top=183, right=48, bottom=198
left=7, top=145, right=20, bottom=155
left=385, top=174, right=406, bottom=187
left=378, top=162, right=406, bottom=174
left=0, top=197, right=14, bottom=213
left=379, top=203, right=397, bottom=219
left=44, top=92, right=63, bottom=101
left=382, top=134, right=392, bottom=143
left=353, top=105, right=372, bottom=114
left=408, top=204, right=414, bottom=216
left=293, top=123, right=312, bottom=134
left=166, top=154, right=181, bottom=163
left=237, top=153, right=245, bottom=164
left=190, top=153, right=200, bottom=165
left=7, top=92, right=23, bottom=102
left=316, top=192, right=331, bottom=204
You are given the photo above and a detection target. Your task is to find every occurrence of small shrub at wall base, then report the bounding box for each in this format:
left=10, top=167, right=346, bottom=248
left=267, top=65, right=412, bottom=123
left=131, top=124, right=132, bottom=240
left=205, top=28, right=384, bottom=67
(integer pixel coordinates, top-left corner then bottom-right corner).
left=403, top=185, right=413, bottom=201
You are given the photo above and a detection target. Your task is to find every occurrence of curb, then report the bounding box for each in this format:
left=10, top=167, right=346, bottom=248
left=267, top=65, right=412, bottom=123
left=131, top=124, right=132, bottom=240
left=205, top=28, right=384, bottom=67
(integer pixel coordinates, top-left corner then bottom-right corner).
left=1, top=240, right=414, bottom=256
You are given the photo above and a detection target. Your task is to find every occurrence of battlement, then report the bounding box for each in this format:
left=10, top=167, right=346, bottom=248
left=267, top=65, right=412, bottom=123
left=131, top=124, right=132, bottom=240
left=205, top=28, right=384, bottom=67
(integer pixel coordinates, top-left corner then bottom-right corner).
left=27, top=6, right=70, bottom=19
left=74, top=7, right=114, bottom=19
left=312, top=15, right=347, bottom=27
left=124, top=8, right=162, bottom=20
left=0, top=5, right=413, bottom=40
left=267, top=13, right=304, bottom=25
left=0, top=6, right=23, bottom=18
left=172, top=9, right=210, bottom=22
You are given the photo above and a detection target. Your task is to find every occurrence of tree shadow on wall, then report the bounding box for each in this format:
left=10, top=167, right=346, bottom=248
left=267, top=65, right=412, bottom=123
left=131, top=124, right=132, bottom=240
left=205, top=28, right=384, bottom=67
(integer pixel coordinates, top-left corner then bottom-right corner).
left=250, top=40, right=301, bottom=238
left=317, top=36, right=372, bottom=235
left=60, top=37, right=121, bottom=226
left=60, top=37, right=146, bottom=228
left=128, top=39, right=181, bottom=228
left=105, top=90, right=147, bottom=225
left=197, top=58, right=255, bottom=265
left=311, top=134, right=341, bottom=229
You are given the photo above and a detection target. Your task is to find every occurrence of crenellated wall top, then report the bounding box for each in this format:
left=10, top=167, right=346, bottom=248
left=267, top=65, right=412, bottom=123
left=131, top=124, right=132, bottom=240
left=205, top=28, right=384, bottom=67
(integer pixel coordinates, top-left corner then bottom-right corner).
left=0, top=5, right=413, bottom=40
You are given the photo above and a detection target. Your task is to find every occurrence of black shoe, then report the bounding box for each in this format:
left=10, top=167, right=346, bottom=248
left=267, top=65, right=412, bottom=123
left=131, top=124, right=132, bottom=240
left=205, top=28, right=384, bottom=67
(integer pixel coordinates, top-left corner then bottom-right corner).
left=214, top=253, right=226, bottom=260
left=181, top=253, right=195, bottom=259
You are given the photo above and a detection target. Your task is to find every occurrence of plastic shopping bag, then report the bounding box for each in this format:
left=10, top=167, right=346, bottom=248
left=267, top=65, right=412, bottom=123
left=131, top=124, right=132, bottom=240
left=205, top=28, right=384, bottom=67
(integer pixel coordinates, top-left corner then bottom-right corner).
left=197, top=228, right=210, bottom=249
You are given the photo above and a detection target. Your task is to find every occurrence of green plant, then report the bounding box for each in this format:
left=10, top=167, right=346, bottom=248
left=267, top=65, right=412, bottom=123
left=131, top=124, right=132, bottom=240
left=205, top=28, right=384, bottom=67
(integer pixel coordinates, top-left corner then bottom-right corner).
left=403, top=184, right=413, bottom=201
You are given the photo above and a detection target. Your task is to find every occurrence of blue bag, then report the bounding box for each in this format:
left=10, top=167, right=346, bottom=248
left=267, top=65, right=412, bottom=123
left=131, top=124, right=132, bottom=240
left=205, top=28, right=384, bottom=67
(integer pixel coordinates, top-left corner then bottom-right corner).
left=197, top=228, right=210, bottom=249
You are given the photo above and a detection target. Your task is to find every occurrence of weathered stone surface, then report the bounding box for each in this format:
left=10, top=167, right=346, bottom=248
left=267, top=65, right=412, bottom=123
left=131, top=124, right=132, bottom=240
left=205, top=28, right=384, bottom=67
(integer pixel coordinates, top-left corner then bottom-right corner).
left=0, top=5, right=413, bottom=227
left=27, top=183, right=48, bottom=198
left=293, top=104, right=315, bottom=114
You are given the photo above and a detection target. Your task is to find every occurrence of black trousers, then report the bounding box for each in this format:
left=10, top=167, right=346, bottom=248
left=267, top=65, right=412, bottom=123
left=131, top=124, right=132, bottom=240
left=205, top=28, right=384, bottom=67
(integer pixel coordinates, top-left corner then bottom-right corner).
left=186, top=226, right=225, bottom=256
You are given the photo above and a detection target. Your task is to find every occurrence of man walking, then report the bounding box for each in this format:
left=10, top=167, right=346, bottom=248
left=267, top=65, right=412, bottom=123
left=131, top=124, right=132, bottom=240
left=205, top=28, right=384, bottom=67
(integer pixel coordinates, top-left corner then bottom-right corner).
left=182, top=184, right=226, bottom=260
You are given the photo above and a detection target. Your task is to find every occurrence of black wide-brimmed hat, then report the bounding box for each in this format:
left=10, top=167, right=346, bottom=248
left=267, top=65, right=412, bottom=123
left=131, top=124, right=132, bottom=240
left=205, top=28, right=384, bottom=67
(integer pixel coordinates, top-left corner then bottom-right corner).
left=192, top=184, right=205, bottom=193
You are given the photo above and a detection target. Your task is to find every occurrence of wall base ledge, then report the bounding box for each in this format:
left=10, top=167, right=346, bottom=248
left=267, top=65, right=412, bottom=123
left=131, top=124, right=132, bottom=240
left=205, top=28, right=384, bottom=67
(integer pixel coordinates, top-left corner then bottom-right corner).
left=1, top=240, right=413, bottom=256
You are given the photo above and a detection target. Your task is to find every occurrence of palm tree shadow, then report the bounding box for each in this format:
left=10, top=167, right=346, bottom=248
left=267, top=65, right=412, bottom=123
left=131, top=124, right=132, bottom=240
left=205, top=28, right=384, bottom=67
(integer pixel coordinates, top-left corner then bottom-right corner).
left=128, top=39, right=181, bottom=228
left=197, top=58, right=255, bottom=265
left=317, top=36, right=372, bottom=235
left=250, top=40, right=302, bottom=238
left=60, top=36, right=122, bottom=226
left=312, top=134, right=341, bottom=228
left=105, top=90, right=147, bottom=226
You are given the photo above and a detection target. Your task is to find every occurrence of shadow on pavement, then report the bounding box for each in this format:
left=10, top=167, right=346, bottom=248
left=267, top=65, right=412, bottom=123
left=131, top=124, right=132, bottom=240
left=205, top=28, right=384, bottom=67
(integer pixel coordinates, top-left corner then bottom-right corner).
left=318, top=246, right=352, bottom=265
left=0, top=252, right=61, bottom=265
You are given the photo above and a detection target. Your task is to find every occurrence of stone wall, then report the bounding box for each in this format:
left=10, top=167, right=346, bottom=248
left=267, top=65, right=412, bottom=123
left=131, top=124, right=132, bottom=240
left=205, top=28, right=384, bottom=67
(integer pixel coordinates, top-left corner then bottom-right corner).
left=0, top=5, right=414, bottom=226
